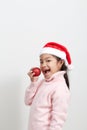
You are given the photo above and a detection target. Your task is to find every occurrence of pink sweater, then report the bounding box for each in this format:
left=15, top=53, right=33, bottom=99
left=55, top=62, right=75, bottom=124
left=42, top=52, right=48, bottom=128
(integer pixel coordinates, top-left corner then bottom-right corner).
left=25, top=71, right=70, bottom=130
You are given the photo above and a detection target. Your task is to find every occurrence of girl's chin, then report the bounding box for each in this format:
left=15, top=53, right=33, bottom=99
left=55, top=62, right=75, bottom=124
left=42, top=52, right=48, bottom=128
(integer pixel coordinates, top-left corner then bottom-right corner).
left=44, top=74, right=52, bottom=79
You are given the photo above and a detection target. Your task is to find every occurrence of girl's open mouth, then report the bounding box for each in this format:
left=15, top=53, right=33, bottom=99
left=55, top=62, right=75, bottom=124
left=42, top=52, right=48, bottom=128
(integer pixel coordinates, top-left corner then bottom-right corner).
left=42, top=69, right=52, bottom=79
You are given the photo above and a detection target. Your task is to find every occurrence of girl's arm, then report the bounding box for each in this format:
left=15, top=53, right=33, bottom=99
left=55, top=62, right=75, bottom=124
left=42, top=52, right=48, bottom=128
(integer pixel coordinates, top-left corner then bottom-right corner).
left=24, top=68, right=41, bottom=105
left=49, top=86, right=70, bottom=130
left=24, top=81, right=41, bottom=105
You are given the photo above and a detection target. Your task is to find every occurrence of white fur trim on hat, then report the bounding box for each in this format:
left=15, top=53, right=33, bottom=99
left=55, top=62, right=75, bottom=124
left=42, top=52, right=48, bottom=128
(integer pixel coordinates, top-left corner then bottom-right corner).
left=40, top=47, right=68, bottom=66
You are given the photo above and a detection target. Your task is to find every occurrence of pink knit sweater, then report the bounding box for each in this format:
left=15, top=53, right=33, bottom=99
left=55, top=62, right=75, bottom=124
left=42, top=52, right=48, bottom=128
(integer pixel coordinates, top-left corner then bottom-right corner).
left=25, top=71, right=70, bottom=130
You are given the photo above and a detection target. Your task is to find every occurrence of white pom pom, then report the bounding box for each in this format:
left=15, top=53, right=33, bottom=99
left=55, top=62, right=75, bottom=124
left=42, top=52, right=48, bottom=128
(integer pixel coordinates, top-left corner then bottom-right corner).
left=67, top=64, right=74, bottom=70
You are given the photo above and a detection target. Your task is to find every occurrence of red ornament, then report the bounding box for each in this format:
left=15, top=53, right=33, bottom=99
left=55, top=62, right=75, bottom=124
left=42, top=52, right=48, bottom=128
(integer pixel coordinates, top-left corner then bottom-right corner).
left=32, top=67, right=41, bottom=76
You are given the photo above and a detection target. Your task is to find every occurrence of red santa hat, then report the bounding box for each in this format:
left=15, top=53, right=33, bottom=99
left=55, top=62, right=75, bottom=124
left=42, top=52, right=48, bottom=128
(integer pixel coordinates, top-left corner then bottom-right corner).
left=40, top=42, right=73, bottom=70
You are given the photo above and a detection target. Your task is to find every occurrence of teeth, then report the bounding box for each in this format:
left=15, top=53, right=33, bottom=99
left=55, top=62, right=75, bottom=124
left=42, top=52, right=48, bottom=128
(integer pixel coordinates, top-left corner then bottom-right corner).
left=44, top=70, right=49, bottom=74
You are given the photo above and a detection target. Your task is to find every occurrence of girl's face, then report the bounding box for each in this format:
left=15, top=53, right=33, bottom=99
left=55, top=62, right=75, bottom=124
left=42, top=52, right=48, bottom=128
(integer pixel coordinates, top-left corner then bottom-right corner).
left=40, top=54, right=64, bottom=79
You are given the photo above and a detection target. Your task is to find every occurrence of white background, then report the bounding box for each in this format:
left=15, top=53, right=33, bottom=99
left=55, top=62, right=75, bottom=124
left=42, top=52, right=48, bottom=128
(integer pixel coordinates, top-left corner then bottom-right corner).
left=0, top=0, right=87, bottom=130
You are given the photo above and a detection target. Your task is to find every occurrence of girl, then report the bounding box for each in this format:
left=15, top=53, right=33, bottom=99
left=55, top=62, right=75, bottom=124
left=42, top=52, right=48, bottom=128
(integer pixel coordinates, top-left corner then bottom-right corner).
left=24, top=42, right=72, bottom=130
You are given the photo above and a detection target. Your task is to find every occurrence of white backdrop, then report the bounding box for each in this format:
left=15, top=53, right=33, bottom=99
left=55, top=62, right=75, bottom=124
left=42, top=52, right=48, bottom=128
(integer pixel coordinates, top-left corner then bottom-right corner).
left=0, top=0, right=87, bottom=130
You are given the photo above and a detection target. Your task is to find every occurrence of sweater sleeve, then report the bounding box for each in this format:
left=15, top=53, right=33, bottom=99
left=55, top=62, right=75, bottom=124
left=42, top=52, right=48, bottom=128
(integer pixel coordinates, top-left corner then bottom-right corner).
left=24, top=81, right=41, bottom=105
left=49, top=86, right=70, bottom=130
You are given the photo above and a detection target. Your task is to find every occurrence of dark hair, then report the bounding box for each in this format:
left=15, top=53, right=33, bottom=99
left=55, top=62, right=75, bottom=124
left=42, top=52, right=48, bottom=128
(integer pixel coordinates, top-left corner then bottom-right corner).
left=53, top=55, right=70, bottom=89
left=61, top=63, right=70, bottom=89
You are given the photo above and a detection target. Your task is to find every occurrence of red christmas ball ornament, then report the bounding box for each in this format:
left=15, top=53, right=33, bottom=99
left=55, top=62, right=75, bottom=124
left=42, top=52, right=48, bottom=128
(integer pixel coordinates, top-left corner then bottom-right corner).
left=32, top=67, right=41, bottom=76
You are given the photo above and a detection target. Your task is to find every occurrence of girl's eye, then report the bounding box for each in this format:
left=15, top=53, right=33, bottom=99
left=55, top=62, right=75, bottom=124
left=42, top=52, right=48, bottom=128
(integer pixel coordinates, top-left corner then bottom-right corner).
left=47, top=60, right=51, bottom=62
left=40, top=61, right=43, bottom=64
left=40, top=59, right=51, bottom=64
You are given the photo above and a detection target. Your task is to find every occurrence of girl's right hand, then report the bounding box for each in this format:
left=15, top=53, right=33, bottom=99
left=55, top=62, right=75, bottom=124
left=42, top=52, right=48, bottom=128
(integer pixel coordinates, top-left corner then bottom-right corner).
left=27, top=69, right=39, bottom=82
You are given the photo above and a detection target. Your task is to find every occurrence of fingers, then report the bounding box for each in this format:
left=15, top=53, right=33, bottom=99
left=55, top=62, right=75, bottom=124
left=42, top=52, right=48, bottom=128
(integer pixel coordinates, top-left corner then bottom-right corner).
left=27, top=69, right=38, bottom=82
left=27, top=69, right=36, bottom=77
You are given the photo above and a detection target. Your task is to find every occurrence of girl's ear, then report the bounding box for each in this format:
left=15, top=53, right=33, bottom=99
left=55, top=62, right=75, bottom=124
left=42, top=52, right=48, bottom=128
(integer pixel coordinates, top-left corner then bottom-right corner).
left=57, top=59, right=65, bottom=70
left=60, top=59, right=64, bottom=66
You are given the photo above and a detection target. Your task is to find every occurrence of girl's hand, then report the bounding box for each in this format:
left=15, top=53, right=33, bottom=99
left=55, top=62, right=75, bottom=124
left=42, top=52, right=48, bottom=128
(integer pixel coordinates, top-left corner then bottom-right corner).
left=27, top=69, right=39, bottom=82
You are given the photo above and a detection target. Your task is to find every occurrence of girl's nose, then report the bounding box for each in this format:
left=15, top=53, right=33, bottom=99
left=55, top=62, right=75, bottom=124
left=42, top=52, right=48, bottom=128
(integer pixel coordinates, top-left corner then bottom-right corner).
left=41, top=62, right=46, bottom=67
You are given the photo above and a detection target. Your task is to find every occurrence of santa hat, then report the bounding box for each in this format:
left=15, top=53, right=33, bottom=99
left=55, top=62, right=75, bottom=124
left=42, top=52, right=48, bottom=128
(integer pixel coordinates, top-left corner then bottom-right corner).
left=40, top=42, right=73, bottom=70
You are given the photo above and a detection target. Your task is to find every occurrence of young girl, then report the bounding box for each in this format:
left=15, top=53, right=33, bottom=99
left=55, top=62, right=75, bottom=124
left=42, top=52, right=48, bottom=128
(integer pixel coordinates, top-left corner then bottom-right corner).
left=24, top=42, right=72, bottom=130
